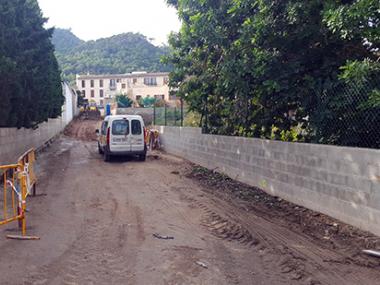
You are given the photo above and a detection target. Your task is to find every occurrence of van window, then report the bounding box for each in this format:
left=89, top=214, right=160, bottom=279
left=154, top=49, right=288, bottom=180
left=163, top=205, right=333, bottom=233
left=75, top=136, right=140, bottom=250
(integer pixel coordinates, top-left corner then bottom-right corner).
left=112, top=120, right=129, bottom=135
left=131, top=120, right=142, bottom=135
left=101, top=121, right=108, bottom=135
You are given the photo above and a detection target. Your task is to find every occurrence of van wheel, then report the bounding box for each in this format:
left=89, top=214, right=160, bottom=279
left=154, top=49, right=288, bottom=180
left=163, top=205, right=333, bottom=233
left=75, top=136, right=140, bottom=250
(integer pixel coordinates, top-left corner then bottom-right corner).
left=104, top=152, right=111, bottom=162
left=139, top=154, right=146, bottom=161
left=98, top=143, right=104, bottom=154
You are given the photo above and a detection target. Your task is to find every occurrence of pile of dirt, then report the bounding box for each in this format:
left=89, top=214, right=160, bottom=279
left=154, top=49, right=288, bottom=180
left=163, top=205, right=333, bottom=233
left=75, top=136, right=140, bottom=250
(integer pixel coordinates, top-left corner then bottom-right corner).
left=64, top=115, right=100, bottom=141
left=184, top=164, right=380, bottom=268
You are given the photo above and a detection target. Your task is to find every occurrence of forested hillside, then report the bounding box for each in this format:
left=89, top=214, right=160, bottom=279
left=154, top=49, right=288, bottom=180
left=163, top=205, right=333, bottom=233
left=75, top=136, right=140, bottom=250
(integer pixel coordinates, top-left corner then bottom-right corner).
left=52, top=28, right=84, bottom=53
left=166, top=0, right=380, bottom=148
left=0, top=0, right=63, bottom=128
left=52, top=29, right=171, bottom=82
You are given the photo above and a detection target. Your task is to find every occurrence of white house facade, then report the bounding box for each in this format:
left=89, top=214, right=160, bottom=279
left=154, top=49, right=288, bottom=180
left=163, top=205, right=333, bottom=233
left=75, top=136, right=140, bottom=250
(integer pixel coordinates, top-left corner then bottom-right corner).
left=76, top=72, right=172, bottom=107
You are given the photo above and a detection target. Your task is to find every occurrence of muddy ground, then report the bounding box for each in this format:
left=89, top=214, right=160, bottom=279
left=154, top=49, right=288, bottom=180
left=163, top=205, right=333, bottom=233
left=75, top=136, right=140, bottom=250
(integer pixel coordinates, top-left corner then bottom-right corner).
left=63, top=113, right=100, bottom=141
left=0, top=118, right=379, bottom=285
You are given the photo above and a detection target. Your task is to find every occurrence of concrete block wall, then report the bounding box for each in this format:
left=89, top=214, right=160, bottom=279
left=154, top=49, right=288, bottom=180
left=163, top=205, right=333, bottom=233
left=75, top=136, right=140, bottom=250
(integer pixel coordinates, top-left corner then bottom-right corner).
left=158, top=126, right=380, bottom=236
left=0, top=118, right=65, bottom=165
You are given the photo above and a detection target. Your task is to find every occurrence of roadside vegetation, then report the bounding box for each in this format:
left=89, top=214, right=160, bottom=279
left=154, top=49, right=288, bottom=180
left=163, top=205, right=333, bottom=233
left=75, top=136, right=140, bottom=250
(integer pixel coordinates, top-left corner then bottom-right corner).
left=0, top=0, right=63, bottom=128
left=116, top=94, right=134, bottom=108
left=165, top=0, right=380, bottom=148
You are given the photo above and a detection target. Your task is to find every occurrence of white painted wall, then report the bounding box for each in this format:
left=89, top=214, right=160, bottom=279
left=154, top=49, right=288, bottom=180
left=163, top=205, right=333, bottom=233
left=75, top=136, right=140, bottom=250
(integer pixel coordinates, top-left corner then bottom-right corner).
left=76, top=73, right=170, bottom=106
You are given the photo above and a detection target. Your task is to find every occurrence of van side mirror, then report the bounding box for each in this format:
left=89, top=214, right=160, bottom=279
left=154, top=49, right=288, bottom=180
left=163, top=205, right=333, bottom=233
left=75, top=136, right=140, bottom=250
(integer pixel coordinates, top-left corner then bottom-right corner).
left=95, top=129, right=100, bottom=134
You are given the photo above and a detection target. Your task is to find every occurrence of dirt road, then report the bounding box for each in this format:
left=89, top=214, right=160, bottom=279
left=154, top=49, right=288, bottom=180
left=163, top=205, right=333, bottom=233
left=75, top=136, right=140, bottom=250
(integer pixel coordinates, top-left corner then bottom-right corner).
left=0, top=119, right=379, bottom=285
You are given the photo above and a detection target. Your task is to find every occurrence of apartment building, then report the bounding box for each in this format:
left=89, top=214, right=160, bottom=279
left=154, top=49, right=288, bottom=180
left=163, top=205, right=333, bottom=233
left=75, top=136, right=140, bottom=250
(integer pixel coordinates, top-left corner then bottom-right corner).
left=76, top=72, right=172, bottom=106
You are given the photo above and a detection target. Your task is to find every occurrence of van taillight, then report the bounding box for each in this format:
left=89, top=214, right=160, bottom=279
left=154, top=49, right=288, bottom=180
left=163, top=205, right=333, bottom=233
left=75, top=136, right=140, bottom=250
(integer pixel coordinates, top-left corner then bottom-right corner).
left=106, top=127, right=110, bottom=146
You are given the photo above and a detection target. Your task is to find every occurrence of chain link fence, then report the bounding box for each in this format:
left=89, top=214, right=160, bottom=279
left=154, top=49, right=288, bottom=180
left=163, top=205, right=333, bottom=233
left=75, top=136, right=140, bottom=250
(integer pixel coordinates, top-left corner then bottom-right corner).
left=152, top=76, right=379, bottom=149
left=311, top=76, right=380, bottom=148
left=153, top=106, right=183, bottom=126
left=153, top=103, right=196, bottom=127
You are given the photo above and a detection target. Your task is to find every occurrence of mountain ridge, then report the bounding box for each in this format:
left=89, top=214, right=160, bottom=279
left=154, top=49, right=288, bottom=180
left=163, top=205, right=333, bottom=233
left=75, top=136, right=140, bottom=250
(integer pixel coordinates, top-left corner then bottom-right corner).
left=52, top=28, right=170, bottom=82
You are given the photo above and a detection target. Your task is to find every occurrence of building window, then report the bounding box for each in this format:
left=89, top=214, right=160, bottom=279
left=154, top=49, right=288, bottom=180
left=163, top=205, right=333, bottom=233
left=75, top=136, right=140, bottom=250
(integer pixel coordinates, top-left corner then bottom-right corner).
left=99, top=90, right=104, bottom=98
left=82, top=90, right=86, bottom=97
left=99, top=79, right=104, bottom=88
left=110, top=79, right=116, bottom=90
left=154, top=94, right=165, bottom=101
left=121, top=83, right=126, bottom=89
left=144, top=77, right=157, bottom=86
left=91, top=90, right=95, bottom=98
left=133, top=78, right=137, bottom=84
left=90, top=80, right=94, bottom=88
left=81, top=80, right=85, bottom=88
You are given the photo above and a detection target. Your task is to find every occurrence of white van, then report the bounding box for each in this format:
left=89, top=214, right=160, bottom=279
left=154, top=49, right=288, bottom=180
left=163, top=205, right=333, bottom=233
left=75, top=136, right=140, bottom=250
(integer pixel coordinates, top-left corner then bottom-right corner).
left=96, top=115, right=147, bottom=162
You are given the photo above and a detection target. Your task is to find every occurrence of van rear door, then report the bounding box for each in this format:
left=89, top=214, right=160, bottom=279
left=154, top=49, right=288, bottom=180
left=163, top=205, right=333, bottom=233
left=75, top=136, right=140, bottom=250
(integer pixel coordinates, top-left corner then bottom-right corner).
left=130, top=119, right=145, bottom=152
left=110, top=119, right=131, bottom=152
left=100, top=120, right=108, bottom=147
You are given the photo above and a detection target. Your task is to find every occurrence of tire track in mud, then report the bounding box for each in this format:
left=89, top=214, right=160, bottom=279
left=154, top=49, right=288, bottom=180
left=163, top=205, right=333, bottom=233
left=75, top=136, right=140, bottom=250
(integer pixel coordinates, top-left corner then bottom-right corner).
left=179, top=190, right=380, bottom=285
left=180, top=192, right=258, bottom=247
left=64, top=118, right=99, bottom=142
left=179, top=190, right=292, bottom=284
left=25, top=209, right=132, bottom=285
left=200, top=206, right=257, bottom=246
left=25, top=143, right=137, bottom=285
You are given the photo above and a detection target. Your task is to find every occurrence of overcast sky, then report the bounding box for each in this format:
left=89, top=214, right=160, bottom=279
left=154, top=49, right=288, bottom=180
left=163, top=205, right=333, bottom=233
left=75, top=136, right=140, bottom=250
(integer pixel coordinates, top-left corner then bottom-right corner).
left=37, top=0, right=181, bottom=46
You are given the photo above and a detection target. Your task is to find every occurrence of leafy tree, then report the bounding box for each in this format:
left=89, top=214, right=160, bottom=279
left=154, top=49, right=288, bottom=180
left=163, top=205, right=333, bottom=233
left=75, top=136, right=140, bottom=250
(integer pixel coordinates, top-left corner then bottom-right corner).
left=320, top=0, right=380, bottom=146
left=323, top=0, right=379, bottom=52
left=139, top=97, right=156, bottom=107
left=165, top=0, right=379, bottom=147
left=0, top=0, right=63, bottom=128
left=323, top=0, right=380, bottom=83
left=116, top=94, right=133, bottom=108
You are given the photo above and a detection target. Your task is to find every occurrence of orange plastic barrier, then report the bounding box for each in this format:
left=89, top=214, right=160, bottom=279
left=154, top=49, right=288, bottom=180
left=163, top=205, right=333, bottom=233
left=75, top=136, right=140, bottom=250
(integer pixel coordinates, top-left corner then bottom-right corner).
left=0, top=149, right=36, bottom=235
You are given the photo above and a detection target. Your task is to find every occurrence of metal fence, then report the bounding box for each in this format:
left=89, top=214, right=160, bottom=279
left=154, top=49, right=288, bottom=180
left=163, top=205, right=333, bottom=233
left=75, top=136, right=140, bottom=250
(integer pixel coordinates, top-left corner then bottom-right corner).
left=311, top=76, right=380, bottom=148
left=153, top=104, right=186, bottom=127
left=199, top=76, right=379, bottom=149
left=152, top=76, right=379, bottom=149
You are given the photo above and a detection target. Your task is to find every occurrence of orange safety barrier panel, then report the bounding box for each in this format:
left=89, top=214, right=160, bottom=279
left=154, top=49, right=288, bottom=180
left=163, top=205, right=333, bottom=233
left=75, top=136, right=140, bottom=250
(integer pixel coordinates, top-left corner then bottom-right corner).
left=0, top=149, right=36, bottom=235
left=18, top=149, right=37, bottom=197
